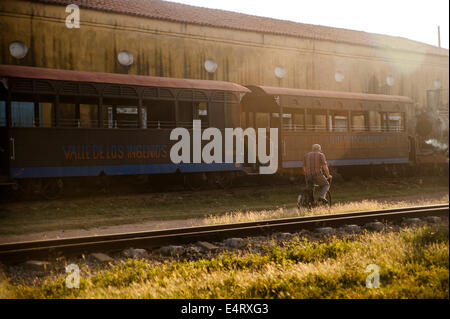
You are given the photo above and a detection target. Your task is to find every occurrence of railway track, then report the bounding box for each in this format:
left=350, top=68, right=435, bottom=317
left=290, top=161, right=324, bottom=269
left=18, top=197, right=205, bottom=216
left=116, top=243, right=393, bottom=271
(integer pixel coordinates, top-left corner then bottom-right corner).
left=0, top=204, right=448, bottom=264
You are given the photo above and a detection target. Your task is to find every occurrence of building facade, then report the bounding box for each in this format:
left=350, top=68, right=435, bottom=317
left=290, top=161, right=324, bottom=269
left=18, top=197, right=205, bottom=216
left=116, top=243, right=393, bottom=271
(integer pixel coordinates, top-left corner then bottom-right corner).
left=0, top=0, right=448, bottom=110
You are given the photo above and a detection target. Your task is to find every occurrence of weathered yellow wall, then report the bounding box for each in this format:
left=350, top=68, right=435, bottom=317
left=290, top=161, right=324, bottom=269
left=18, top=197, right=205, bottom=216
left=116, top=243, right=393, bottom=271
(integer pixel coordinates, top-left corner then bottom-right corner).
left=0, top=0, right=448, bottom=109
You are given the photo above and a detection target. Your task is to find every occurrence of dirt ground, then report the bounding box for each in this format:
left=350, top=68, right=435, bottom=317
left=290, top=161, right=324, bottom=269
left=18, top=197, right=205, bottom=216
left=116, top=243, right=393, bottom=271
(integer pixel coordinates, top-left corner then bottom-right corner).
left=0, top=190, right=447, bottom=244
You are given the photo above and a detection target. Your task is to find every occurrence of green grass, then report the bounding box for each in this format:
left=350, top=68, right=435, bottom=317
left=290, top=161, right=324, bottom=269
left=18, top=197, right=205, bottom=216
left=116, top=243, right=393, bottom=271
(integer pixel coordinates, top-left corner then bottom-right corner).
left=0, top=175, right=448, bottom=235
left=2, top=226, right=448, bottom=299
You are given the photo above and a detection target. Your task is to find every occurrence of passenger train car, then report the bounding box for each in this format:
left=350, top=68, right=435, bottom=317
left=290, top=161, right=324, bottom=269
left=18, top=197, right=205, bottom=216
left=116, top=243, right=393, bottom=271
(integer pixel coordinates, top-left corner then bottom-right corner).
left=0, top=65, right=443, bottom=197
left=241, top=86, right=414, bottom=174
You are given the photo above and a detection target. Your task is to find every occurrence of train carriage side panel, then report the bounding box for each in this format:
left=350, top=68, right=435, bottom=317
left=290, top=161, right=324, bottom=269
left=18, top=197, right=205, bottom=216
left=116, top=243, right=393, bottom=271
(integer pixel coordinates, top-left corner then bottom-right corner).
left=243, top=85, right=413, bottom=171
left=8, top=127, right=244, bottom=179
left=0, top=65, right=250, bottom=180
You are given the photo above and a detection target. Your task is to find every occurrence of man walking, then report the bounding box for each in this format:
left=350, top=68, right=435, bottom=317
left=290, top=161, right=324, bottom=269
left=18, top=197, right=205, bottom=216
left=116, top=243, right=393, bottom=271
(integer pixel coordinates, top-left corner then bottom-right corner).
left=302, top=144, right=332, bottom=204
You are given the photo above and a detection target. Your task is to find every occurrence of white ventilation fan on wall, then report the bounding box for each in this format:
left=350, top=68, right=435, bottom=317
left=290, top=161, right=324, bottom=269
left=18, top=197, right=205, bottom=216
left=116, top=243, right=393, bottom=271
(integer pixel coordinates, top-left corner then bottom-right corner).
left=434, top=79, right=441, bottom=89
left=9, top=41, right=28, bottom=59
left=334, top=71, right=344, bottom=83
left=204, top=59, right=218, bottom=73
left=274, top=66, right=286, bottom=79
left=118, top=51, right=134, bottom=66
left=386, top=75, right=395, bottom=86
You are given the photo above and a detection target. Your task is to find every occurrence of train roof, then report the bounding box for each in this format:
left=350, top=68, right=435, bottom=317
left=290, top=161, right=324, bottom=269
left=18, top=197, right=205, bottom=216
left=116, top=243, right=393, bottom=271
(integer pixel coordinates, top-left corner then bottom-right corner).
left=0, top=65, right=250, bottom=93
left=246, top=85, right=414, bottom=104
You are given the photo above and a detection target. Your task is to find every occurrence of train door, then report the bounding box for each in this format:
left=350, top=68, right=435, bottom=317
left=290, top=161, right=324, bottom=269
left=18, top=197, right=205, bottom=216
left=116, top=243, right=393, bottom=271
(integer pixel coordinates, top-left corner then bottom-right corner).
left=270, top=112, right=283, bottom=168
left=0, top=101, right=8, bottom=178
left=255, top=111, right=281, bottom=171
left=241, top=93, right=281, bottom=173
left=256, top=112, right=271, bottom=155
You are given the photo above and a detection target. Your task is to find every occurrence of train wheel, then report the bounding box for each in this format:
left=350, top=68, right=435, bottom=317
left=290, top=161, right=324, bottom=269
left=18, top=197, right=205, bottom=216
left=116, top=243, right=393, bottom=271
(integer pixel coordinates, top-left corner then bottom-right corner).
left=16, top=179, right=41, bottom=199
left=0, top=185, right=14, bottom=201
left=147, top=175, right=169, bottom=192
left=218, top=173, right=233, bottom=189
left=184, top=173, right=205, bottom=191
left=297, top=189, right=312, bottom=209
left=41, top=178, right=64, bottom=200
left=208, top=172, right=233, bottom=189
left=256, top=174, right=271, bottom=186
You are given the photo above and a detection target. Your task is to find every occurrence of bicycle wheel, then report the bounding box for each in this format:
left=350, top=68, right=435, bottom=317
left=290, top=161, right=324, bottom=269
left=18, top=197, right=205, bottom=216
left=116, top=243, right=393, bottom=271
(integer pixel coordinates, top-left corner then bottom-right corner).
left=325, top=190, right=332, bottom=207
left=297, top=189, right=312, bottom=209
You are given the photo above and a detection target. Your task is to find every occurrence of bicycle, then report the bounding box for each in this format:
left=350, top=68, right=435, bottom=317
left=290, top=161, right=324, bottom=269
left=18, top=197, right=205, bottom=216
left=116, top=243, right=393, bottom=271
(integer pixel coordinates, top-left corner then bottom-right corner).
left=297, top=176, right=332, bottom=209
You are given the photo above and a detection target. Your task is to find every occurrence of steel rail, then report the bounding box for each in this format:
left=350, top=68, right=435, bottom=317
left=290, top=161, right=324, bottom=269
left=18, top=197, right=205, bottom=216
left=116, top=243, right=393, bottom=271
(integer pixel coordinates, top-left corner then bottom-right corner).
left=0, top=204, right=447, bottom=263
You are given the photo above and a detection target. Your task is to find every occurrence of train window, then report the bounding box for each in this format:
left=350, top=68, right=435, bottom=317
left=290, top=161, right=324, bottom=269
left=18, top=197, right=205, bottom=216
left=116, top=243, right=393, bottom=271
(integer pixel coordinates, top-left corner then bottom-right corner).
left=116, top=106, right=147, bottom=128
left=248, top=112, right=254, bottom=128
left=305, top=109, right=313, bottom=130
left=255, top=112, right=270, bottom=129
left=10, top=102, right=35, bottom=127
left=351, top=112, right=367, bottom=131
left=194, top=102, right=211, bottom=127
left=369, top=111, right=380, bottom=132
left=141, top=107, right=148, bottom=129
left=282, top=108, right=303, bottom=131
left=388, top=112, right=404, bottom=132
left=106, top=106, right=114, bottom=128
left=311, top=110, right=327, bottom=131
left=241, top=111, right=246, bottom=128
left=273, top=112, right=292, bottom=129
left=147, top=101, right=176, bottom=129
left=39, top=103, right=53, bottom=127
left=369, top=111, right=388, bottom=132
left=282, top=113, right=292, bottom=129
left=293, top=112, right=305, bottom=131
left=228, top=103, right=240, bottom=128
left=329, top=112, right=348, bottom=132
left=0, top=101, right=5, bottom=127
left=177, top=101, right=194, bottom=128
left=224, top=103, right=239, bottom=128
left=79, top=104, right=98, bottom=128
left=59, top=103, right=78, bottom=127
left=198, top=102, right=208, bottom=124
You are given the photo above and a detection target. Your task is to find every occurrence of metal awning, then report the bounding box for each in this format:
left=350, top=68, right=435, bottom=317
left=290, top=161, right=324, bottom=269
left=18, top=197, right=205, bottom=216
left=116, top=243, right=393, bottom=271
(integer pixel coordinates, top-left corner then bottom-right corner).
left=246, top=85, right=413, bottom=103
left=0, top=65, right=250, bottom=93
